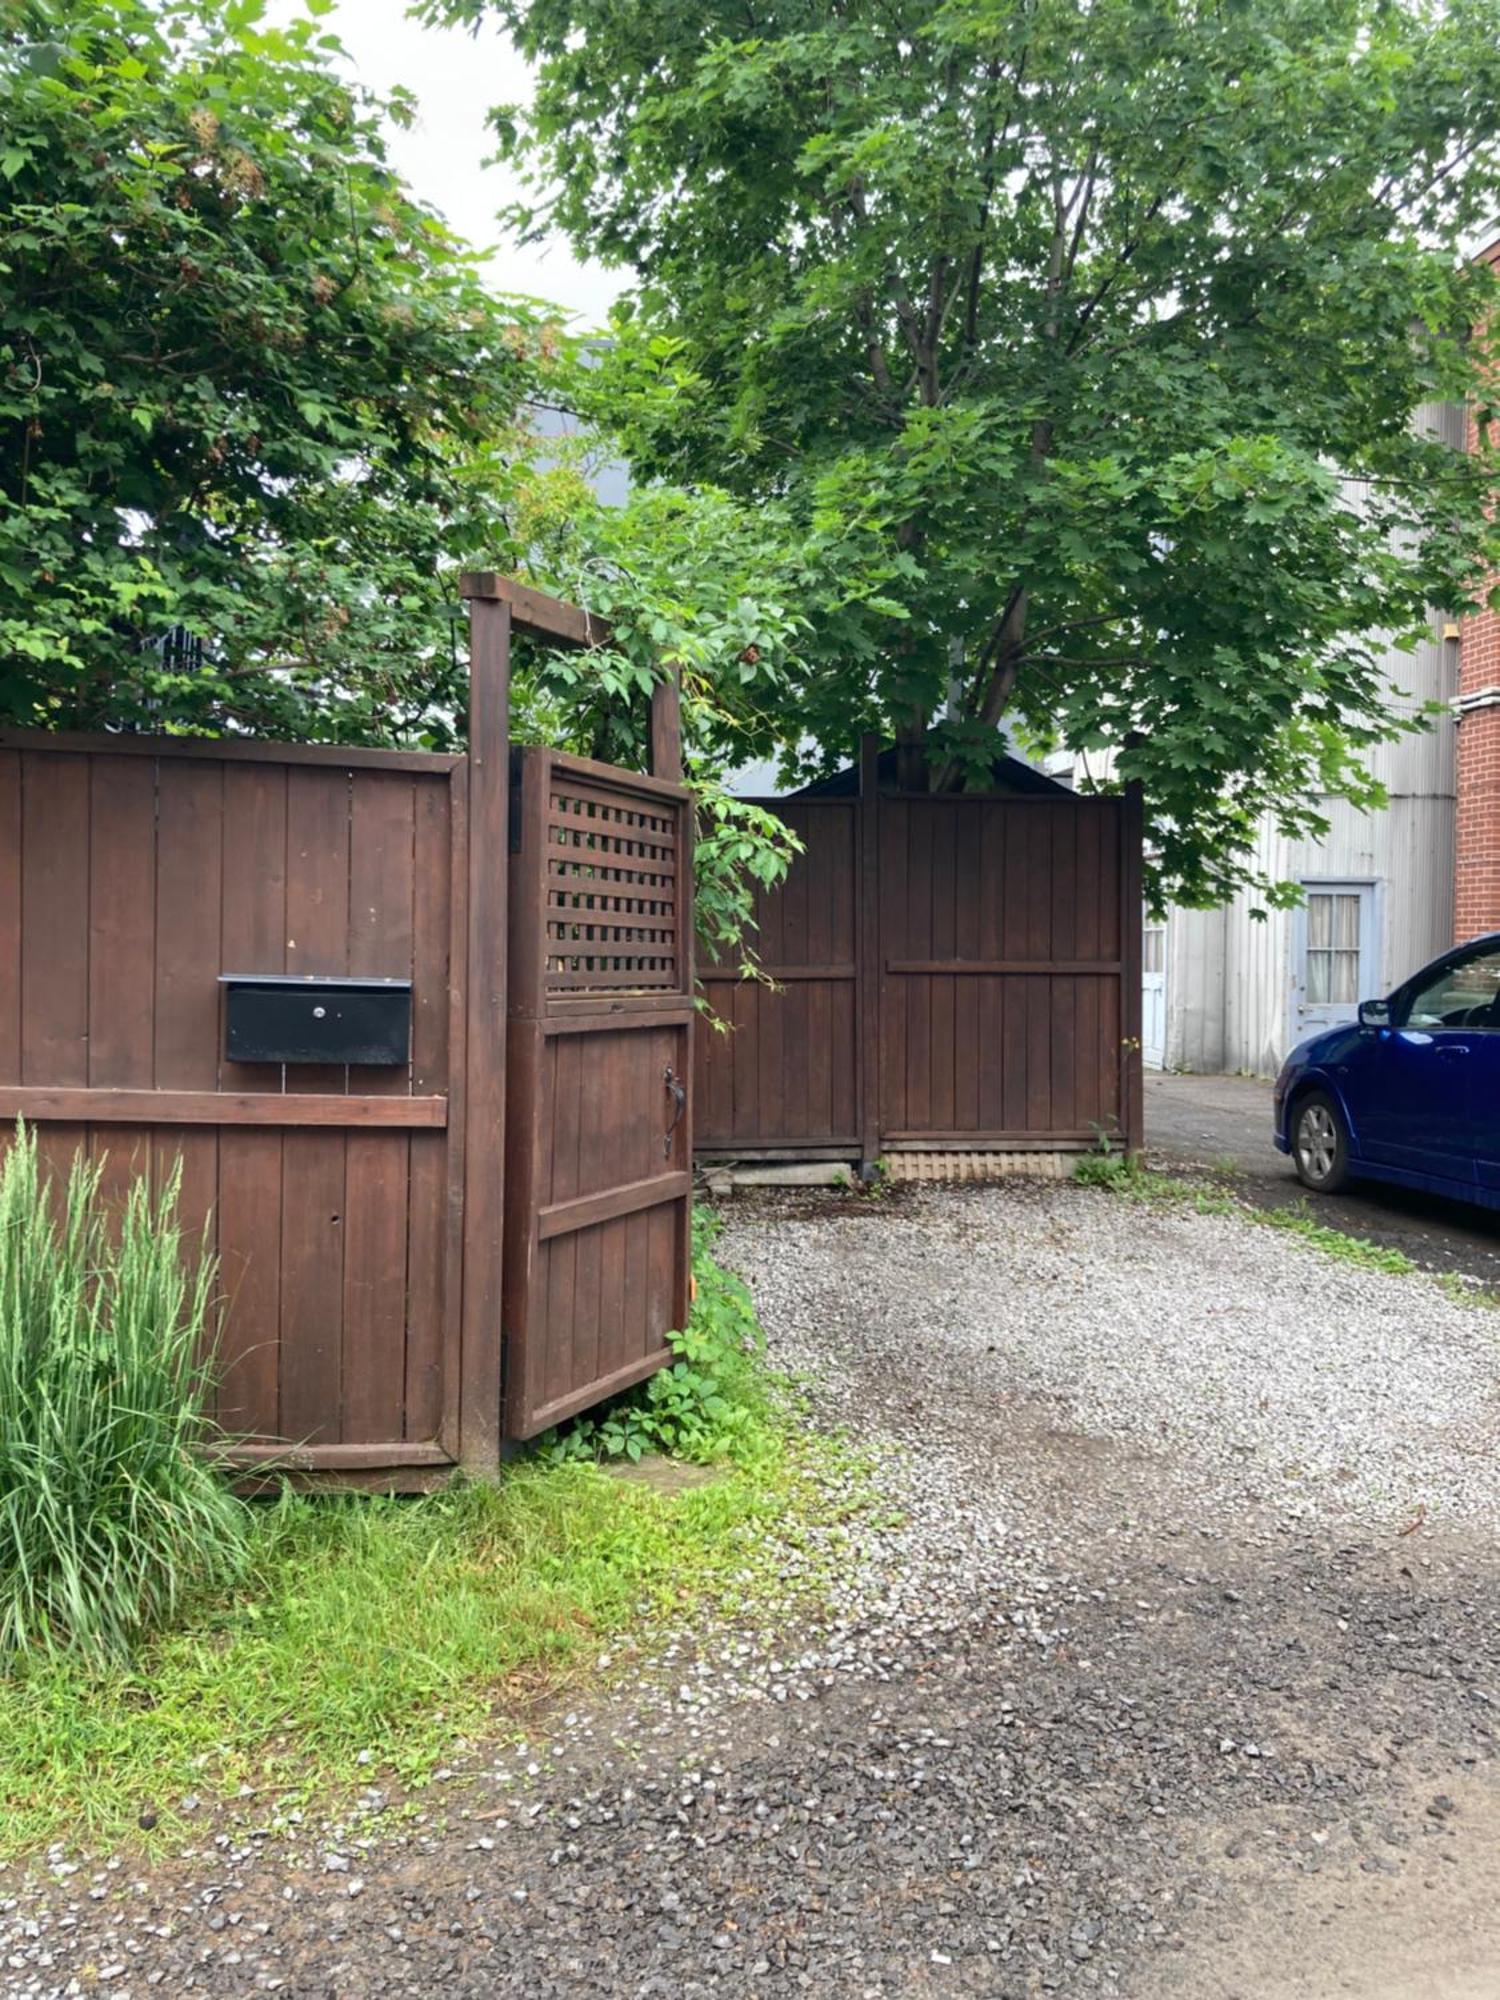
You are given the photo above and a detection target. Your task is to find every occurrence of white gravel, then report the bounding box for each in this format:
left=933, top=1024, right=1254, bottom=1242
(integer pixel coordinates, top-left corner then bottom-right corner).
left=721, top=1182, right=1500, bottom=1534
left=6, top=1178, right=1500, bottom=1999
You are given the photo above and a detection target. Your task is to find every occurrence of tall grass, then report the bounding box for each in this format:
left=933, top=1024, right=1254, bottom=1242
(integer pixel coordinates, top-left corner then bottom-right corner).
left=0, top=1122, right=247, bottom=1664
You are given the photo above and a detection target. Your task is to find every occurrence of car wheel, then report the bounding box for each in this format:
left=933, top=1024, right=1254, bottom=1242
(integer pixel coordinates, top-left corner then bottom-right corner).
left=1291, top=1088, right=1351, bottom=1195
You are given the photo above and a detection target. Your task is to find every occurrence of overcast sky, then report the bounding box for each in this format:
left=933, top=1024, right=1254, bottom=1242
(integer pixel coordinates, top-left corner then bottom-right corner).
left=302, top=0, right=625, bottom=327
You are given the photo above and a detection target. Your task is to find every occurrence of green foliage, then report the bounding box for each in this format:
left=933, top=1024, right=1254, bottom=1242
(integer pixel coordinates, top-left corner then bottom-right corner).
left=1070, top=1146, right=1140, bottom=1192
left=506, top=465, right=807, bottom=961
left=0, top=0, right=544, bottom=743
left=0, top=1123, right=246, bottom=1665
left=0, top=1436, right=853, bottom=1855
left=536, top=1210, right=774, bottom=1465
left=1256, top=1202, right=1417, bottom=1275
left=436, top=0, right=1500, bottom=904
left=0, top=0, right=800, bottom=957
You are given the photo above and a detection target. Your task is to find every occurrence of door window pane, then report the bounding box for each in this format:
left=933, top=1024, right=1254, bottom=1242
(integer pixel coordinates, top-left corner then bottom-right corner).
left=1306, top=892, right=1360, bottom=1005
left=1404, top=948, right=1500, bottom=1029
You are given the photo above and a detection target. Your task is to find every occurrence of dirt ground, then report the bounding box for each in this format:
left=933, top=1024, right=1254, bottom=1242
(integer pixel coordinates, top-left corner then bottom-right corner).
left=5, top=1182, right=1500, bottom=1998
left=1145, top=1069, right=1500, bottom=1290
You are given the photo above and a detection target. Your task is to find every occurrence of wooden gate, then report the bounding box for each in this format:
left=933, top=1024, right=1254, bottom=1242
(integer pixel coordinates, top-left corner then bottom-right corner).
left=697, top=800, right=859, bottom=1158
left=502, top=749, right=694, bottom=1438
left=696, top=755, right=1143, bottom=1164
left=878, top=792, right=1138, bottom=1149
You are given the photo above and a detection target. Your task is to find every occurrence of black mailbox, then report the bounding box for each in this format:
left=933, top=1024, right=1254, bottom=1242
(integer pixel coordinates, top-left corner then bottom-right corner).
left=220, top=975, right=412, bottom=1067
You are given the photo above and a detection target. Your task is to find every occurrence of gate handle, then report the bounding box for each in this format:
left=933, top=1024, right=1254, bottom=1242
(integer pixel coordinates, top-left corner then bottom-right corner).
left=663, top=1066, right=686, bottom=1156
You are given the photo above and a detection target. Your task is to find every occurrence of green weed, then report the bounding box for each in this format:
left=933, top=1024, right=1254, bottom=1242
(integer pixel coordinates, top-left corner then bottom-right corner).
left=0, top=1122, right=247, bottom=1665
left=1253, top=1202, right=1416, bottom=1274
left=535, top=1211, right=775, bottom=1466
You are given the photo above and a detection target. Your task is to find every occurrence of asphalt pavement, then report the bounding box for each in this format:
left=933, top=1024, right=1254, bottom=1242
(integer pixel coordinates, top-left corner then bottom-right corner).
left=1145, top=1070, right=1500, bottom=1289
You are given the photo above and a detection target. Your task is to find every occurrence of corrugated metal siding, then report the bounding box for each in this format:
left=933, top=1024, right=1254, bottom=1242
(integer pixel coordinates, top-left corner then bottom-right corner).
left=1164, top=611, right=1457, bottom=1075
left=1059, top=402, right=1462, bottom=1077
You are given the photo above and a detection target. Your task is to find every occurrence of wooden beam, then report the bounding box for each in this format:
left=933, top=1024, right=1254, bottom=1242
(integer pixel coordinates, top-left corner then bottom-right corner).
left=0, top=1087, right=447, bottom=1128
left=517, top=1350, right=679, bottom=1441
left=549, top=748, right=687, bottom=802
left=857, top=733, right=882, bottom=1176
left=458, top=572, right=611, bottom=648
left=224, top=1440, right=454, bottom=1470
left=0, top=728, right=458, bottom=774
left=884, top=959, right=1124, bottom=976
left=537, top=1169, right=691, bottom=1242
left=699, top=964, right=858, bottom=982
left=458, top=592, right=510, bottom=1476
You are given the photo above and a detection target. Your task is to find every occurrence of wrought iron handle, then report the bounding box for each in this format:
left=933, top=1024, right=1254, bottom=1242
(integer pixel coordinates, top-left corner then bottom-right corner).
left=663, top=1066, right=686, bottom=1156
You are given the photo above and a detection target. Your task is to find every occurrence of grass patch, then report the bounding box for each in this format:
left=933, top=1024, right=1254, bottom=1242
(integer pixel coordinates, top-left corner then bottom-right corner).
left=0, top=1214, right=862, bottom=1860
left=1071, top=1149, right=1236, bottom=1215
left=1252, top=1202, right=1417, bottom=1274
left=0, top=1435, right=853, bottom=1859
left=1072, top=1156, right=1424, bottom=1272
left=1436, top=1271, right=1500, bottom=1310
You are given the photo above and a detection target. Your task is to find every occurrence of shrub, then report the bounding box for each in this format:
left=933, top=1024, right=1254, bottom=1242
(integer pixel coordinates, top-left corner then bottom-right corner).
left=537, top=1209, right=773, bottom=1465
left=0, top=1124, right=247, bottom=1664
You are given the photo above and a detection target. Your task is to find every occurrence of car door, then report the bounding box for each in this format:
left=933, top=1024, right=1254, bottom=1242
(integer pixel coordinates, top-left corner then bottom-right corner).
left=1357, top=944, right=1500, bottom=1188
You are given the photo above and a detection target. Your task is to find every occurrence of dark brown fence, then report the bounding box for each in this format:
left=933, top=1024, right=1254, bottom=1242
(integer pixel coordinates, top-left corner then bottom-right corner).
left=697, top=765, right=1142, bottom=1165
left=0, top=735, right=470, bottom=1481
left=0, top=575, right=692, bottom=1487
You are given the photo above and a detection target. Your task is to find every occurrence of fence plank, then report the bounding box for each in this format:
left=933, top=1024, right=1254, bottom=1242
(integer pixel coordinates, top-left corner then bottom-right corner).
left=279, top=1132, right=346, bottom=1445
left=285, top=766, right=351, bottom=1095
left=88, top=755, right=157, bottom=1090
left=21, top=752, right=89, bottom=1087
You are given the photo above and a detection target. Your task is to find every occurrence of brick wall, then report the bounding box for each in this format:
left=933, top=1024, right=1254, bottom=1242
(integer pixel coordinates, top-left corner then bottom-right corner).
left=1457, top=239, right=1500, bottom=942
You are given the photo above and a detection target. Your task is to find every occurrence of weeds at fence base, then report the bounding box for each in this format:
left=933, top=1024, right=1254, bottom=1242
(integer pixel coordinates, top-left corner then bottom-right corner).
left=1, top=1204, right=866, bottom=1861
left=1, top=1429, right=863, bottom=1860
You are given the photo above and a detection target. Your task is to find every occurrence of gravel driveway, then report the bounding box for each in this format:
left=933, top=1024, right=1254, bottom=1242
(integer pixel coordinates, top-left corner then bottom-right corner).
left=6, top=1182, right=1500, bottom=1999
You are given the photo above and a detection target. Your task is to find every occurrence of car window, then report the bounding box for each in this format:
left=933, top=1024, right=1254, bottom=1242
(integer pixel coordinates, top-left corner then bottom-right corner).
left=1402, top=948, right=1500, bottom=1029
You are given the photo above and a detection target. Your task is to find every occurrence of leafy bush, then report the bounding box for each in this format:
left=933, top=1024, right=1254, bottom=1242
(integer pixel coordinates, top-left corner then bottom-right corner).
left=1071, top=1133, right=1142, bottom=1190
left=537, top=1210, right=772, bottom=1466
left=0, top=1124, right=247, bottom=1664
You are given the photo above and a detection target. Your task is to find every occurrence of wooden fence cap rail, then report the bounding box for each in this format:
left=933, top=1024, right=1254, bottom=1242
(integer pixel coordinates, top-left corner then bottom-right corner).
left=459, top=572, right=612, bottom=649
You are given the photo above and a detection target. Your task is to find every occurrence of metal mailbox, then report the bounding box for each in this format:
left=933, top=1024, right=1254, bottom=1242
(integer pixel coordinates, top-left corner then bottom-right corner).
left=220, top=974, right=412, bottom=1067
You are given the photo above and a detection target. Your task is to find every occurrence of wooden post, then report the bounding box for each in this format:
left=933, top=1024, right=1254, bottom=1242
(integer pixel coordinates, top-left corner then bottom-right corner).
left=1119, top=778, right=1146, bottom=1157
left=857, top=734, right=883, bottom=1180
left=649, top=666, right=683, bottom=783
left=456, top=574, right=511, bottom=1474
left=498, top=747, right=549, bottom=1444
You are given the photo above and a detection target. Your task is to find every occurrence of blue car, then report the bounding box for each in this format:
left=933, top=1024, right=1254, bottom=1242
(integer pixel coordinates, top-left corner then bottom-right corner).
left=1273, top=932, right=1500, bottom=1210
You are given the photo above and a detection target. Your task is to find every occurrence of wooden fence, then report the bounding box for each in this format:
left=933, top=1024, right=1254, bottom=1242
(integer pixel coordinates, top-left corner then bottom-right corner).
left=697, top=750, right=1143, bottom=1166
left=0, top=576, right=692, bottom=1485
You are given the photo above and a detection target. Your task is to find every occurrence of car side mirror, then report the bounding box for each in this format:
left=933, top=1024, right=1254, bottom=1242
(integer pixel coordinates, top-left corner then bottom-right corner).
left=1357, top=998, right=1390, bottom=1029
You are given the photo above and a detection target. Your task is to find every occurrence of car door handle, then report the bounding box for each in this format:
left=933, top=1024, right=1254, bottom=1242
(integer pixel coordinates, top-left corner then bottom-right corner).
left=1438, top=1044, right=1471, bottom=1057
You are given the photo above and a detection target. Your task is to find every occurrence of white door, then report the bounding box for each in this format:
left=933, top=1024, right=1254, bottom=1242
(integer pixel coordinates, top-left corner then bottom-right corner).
left=1142, top=908, right=1168, bottom=1069
left=1290, top=882, right=1380, bottom=1045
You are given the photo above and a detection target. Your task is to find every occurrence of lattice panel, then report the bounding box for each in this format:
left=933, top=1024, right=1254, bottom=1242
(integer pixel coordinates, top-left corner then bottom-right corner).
left=546, top=776, right=681, bottom=992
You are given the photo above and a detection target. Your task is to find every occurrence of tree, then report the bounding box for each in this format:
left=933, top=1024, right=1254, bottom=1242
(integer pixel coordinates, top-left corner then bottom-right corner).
left=432, top=0, right=1500, bottom=903
left=507, top=454, right=810, bottom=961
left=0, top=0, right=546, bottom=744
